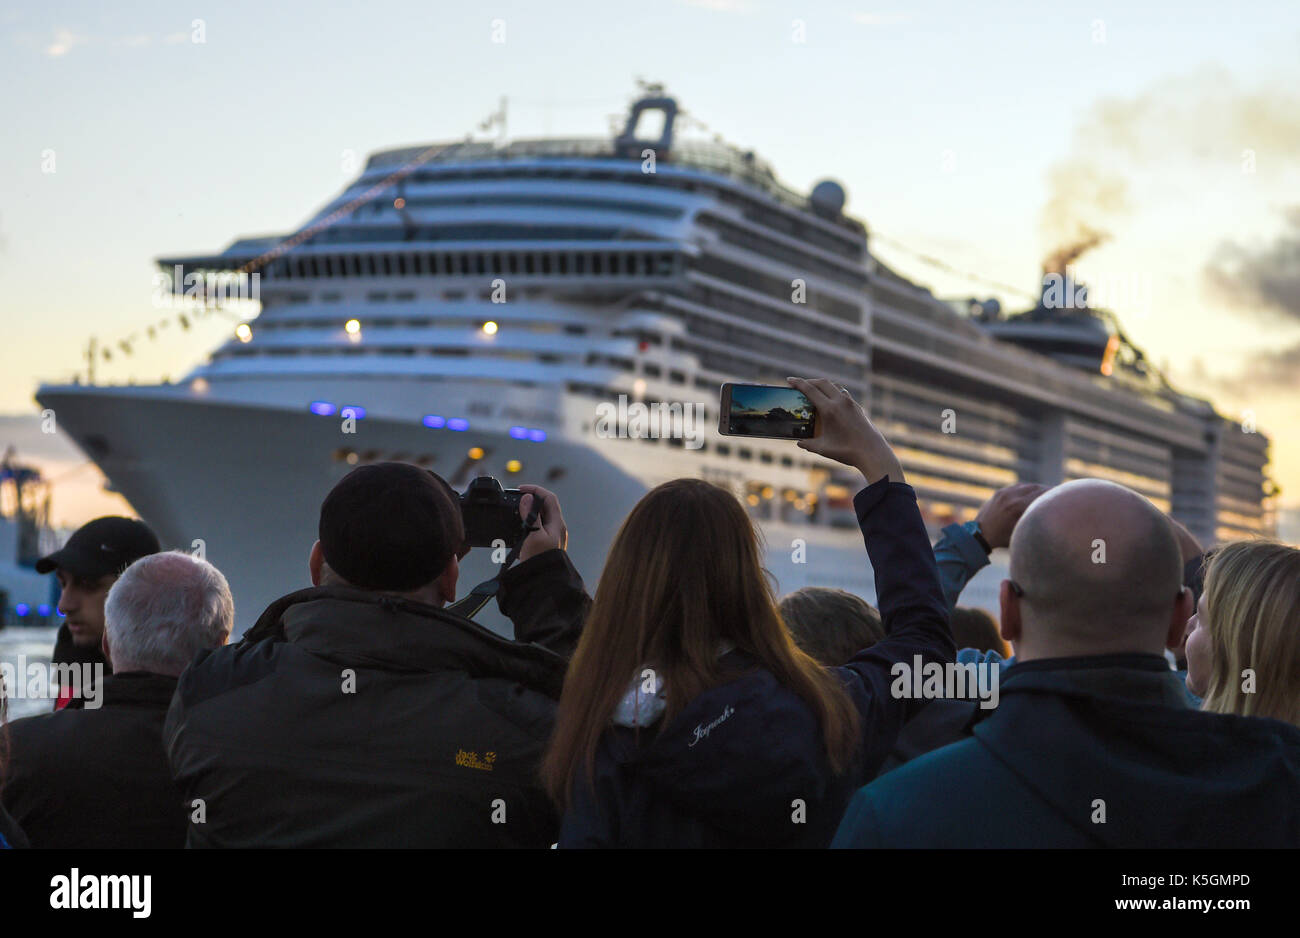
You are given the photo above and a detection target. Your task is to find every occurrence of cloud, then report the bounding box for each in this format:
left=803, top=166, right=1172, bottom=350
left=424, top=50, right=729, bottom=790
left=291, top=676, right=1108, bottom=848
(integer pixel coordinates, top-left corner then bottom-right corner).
left=1248, top=341, right=1300, bottom=386
left=1185, top=340, right=1300, bottom=398
left=40, top=27, right=191, bottom=57
left=1204, top=206, right=1300, bottom=325
left=44, top=28, right=89, bottom=57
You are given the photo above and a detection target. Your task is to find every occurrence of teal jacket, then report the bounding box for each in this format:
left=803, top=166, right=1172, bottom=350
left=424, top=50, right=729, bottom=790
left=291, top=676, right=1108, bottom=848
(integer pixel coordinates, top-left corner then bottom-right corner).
left=833, top=654, right=1300, bottom=848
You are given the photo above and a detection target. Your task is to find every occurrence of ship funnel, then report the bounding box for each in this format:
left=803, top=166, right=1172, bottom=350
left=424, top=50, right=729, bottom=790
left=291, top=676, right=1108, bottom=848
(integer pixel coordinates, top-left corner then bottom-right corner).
left=615, top=95, right=678, bottom=160
left=1040, top=270, right=1089, bottom=311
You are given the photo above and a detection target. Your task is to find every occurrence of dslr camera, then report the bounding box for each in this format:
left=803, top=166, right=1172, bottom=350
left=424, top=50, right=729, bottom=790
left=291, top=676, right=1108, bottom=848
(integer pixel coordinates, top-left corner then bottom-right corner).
left=459, top=476, right=529, bottom=548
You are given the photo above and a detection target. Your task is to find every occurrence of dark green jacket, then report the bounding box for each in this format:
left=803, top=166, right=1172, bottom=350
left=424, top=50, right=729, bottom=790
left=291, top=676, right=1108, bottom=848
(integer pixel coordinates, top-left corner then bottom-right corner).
left=165, top=548, right=588, bottom=848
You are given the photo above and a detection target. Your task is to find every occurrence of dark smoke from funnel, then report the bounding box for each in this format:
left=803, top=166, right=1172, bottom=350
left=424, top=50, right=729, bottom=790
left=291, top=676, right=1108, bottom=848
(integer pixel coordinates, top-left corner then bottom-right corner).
left=1043, top=227, right=1110, bottom=277
left=1039, top=159, right=1128, bottom=278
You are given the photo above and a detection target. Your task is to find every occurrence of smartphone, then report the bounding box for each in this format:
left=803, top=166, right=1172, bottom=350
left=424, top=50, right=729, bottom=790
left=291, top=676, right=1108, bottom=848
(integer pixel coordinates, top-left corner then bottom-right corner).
left=718, top=383, right=817, bottom=440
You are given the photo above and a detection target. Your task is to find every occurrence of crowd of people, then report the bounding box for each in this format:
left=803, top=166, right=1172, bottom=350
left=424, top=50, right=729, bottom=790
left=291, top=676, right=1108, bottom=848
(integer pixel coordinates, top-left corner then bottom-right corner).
left=1, top=376, right=1297, bottom=848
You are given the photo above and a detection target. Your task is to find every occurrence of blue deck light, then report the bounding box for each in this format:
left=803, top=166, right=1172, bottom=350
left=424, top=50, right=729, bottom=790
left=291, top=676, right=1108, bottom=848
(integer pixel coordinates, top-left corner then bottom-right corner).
left=423, top=415, right=447, bottom=429
left=509, top=426, right=528, bottom=440
left=340, top=405, right=366, bottom=419
left=310, top=401, right=336, bottom=417
left=38, top=604, right=52, bottom=617
left=447, top=418, right=469, bottom=432
left=15, top=603, right=30, bottom=617
left=527, top=429, right=547, bottom=442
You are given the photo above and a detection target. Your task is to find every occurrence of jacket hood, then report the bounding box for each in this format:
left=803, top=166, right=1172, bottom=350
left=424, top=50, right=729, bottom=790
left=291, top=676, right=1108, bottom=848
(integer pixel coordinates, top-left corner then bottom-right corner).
left=242, top=586, right=569, bottom=700
left=974, top=655, right=1300, bottom=847
left=604, top=656, right=843, bottom=842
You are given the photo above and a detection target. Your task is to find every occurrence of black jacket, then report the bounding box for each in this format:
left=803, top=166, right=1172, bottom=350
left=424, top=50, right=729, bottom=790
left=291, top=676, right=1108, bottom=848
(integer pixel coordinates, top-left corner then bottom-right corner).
left=50, top=622, right=111, bottom=709
left=1, top=672, right=187, bottom=848
left=833, top=655, right=1300, bottom=847
left=164, top=548, right=589, bottom=848
left=559, top=479, right=955, bottom=848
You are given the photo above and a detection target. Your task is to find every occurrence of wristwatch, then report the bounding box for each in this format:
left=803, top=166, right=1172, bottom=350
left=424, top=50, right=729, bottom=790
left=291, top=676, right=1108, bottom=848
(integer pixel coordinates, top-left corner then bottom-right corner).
left=969, top=521, right=993, bottom=555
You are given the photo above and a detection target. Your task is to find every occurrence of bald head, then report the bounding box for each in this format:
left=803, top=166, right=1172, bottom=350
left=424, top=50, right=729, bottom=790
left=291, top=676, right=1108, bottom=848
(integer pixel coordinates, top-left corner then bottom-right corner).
left=1005, top=480, right=1187, bottom=660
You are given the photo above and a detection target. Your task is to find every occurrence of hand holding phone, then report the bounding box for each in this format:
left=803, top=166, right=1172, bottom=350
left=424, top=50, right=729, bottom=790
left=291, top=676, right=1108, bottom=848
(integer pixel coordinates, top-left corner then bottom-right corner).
left=786, top=377, right=905, bottom=485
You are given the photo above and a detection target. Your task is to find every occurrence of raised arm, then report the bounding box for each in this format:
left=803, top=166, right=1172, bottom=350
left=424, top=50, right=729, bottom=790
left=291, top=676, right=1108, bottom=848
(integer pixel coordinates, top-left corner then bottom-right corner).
left=788, top=377, right=954, bottom=775
left=496, top=484, right=590, bottom=657
left=933, top=523, right=991, bottom=612
left=935, top=483, right=1047, bottom=611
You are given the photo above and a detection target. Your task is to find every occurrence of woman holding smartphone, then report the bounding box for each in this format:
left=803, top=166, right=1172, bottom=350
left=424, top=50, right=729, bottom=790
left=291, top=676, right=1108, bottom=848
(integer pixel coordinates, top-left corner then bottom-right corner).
left=542, top=377, right=955, bottom=847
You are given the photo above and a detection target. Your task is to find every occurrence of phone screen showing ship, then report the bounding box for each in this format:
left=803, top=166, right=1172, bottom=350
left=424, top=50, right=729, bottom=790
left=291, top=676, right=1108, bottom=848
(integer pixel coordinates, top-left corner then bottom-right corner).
left=723, top=384, right=815, bottom=439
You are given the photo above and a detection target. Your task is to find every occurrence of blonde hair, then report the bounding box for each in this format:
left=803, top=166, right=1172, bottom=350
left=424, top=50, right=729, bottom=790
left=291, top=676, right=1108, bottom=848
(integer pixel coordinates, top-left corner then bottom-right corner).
left=1200, top=540, right=1300, bottom=727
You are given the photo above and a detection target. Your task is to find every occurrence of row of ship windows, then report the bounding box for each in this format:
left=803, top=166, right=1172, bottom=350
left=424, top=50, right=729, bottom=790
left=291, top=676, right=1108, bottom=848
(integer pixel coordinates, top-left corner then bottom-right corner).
left=871, top=317, right=1061, bottom=396
left=872, top=394, right=1034, bottom=454
left=675, top=318, right=865, bottom=383
left=679, top=284, right=866, bottom=351
left=700, top=215, right=868, bottom=290
left=354, top=165, right=863, bottom=259
left=693, top=255, right=863, bottom=324
left=226, top=318, right=859, bottom=399
left=255, top=315, right=590, bottom=335
left=873, top=374, right=1028, bottom=428
left=264, top=250, right=679, bottom=281
left=360, top=193, right=686, bottom=219
left=309, top=224, right=643, bottom=243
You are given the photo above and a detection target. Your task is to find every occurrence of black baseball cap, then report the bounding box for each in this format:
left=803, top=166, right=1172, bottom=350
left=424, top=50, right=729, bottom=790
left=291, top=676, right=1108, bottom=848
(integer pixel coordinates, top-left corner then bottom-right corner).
left=319, top=462, right=465, bottom=592
left=37, top=516, right=162, bottom=580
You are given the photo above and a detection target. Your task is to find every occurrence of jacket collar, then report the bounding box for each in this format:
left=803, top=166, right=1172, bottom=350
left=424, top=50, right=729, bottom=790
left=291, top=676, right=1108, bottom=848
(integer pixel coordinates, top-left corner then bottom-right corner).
left=62, top=671, right=178, bottom=711
left=244, top=586, right=568, bottom=698
left=991, top=653, right=1190, bottom=712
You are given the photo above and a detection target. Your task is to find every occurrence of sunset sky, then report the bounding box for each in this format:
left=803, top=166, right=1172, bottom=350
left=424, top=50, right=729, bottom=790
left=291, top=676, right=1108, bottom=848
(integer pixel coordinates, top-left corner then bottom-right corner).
left=2, top=0, right=1297, bottom=530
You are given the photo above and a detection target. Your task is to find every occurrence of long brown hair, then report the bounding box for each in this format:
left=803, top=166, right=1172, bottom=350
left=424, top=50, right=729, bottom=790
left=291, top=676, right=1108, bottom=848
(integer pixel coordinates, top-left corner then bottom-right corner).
left=541, top=478, right=861, bottom=806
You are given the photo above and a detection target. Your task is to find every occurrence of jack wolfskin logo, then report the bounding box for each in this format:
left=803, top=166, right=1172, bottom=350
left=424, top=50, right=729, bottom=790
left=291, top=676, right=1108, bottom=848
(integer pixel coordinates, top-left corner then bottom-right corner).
left=455, top=749, right=497, bottom=771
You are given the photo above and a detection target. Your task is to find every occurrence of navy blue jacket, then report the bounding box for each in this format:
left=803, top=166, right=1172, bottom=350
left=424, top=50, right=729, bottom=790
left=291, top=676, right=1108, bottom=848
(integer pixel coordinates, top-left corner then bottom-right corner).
left=833, top=654, right=1300, bottom=848
left=559, top=478, right=954, bottom=848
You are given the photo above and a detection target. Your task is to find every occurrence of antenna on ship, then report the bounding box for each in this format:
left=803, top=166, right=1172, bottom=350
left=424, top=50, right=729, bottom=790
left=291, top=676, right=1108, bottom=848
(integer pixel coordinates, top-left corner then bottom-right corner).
left=478, top=97, right=508, bottom=145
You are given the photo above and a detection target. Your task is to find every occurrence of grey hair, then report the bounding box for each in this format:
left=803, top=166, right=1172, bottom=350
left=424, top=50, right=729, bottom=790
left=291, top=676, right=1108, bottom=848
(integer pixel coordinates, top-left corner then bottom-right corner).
left=104, top=551, right=234, bottom=675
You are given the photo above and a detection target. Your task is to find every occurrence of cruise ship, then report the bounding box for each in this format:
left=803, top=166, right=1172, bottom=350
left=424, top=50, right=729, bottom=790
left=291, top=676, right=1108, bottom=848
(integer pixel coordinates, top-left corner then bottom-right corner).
left=36, top=92, right=1276, bottom=632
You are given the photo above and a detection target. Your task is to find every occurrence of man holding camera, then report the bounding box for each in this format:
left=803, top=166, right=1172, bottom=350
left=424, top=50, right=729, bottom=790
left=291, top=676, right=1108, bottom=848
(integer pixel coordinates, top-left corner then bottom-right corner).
left=163, top=462, right=588, bottom=848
